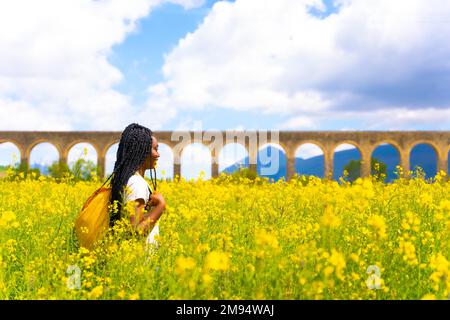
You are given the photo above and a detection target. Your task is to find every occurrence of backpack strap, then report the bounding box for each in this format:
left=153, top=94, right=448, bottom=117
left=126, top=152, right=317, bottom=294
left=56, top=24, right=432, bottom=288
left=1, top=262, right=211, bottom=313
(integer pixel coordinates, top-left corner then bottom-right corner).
left=134, top=171, right=155, bottom=211
left=144, top=181, right=153, bottom=211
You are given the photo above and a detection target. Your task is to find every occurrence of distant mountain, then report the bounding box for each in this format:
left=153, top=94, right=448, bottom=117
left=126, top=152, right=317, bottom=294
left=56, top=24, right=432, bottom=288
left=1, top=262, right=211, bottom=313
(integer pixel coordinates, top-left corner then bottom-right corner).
left=224, top=144, right=440, bottom=183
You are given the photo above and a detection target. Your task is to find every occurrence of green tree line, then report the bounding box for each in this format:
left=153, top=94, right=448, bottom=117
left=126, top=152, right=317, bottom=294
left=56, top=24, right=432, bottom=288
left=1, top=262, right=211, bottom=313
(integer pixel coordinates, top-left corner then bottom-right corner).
left=2, top=158, right=100, bottom=182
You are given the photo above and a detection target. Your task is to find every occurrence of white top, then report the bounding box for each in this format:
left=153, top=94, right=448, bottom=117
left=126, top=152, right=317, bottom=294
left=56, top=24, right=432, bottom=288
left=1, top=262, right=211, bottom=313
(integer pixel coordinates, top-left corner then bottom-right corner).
left=124, top=172, right=151, bottom=204
left=124, top=171, right=160, bottom=249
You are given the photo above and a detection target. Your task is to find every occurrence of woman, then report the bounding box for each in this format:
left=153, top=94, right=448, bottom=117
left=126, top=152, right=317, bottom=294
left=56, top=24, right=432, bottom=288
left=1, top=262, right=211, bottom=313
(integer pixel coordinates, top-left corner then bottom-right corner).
left=110, top=123, right=166, bottom=246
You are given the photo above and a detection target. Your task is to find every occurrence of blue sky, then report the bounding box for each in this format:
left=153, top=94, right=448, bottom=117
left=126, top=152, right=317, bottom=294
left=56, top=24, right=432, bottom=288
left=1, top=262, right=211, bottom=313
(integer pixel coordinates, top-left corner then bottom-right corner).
left=108, top=0, right=295, bottom=131
left=108, top=0, right=342, bottom=131
left=2, top=0, right=449, bottom=132
left=110, top=1, right=220, bottom=107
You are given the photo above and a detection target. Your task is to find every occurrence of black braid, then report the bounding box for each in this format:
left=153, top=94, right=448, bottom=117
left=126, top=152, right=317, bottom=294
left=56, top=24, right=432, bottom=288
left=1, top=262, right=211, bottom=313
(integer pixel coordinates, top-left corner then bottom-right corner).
left=109, top=123, right=153, bottom=226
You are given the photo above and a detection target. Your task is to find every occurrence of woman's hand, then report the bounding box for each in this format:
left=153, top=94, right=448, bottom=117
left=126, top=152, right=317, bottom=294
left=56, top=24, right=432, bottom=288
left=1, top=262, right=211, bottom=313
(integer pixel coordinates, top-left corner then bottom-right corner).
left=137, top=193, right=165, bottom=234
left=150, top=192, right=166, bottom=208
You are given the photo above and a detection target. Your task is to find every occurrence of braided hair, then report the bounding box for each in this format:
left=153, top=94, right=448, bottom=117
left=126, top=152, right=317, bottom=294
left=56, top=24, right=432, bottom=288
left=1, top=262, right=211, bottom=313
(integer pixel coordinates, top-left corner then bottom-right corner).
left=109, top=123, right=156, bottom=226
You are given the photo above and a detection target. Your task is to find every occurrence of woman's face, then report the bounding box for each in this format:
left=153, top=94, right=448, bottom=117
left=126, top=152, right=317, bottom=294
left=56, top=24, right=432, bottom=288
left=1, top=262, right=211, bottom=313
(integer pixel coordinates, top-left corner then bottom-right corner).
left=145, top=135, right=160, bottom=169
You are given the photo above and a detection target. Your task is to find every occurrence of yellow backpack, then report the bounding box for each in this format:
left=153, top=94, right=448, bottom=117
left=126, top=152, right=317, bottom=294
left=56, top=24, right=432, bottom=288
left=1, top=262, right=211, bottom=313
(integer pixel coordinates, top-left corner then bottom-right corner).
left=74, top=171, right=157, bottom=250
left=74, top=176, right=112, bottom=250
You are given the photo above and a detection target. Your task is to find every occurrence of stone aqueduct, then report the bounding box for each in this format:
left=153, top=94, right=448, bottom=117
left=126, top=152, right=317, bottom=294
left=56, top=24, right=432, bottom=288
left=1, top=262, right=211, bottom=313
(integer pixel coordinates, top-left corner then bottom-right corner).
left=0, top=131, right=449, bottom=180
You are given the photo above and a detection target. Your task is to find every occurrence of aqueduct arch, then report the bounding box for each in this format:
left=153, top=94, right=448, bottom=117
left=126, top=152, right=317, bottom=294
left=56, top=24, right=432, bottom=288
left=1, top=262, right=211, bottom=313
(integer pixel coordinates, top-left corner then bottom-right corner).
left=0, top=131, right=448, bottom=180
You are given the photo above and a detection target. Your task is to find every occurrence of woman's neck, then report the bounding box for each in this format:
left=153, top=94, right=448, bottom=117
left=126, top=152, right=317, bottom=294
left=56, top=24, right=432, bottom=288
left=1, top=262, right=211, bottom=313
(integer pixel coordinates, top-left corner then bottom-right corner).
left=136, top=166, right=146, bottom=177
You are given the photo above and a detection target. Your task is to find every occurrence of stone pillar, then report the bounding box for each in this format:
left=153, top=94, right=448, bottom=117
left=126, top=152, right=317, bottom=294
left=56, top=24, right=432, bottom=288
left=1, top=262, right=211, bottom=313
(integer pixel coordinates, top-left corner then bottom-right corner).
left=248, top=146, right=258, bottom=175
left=19, top=145, right=29, bottom=169
left=173, top=163, right=181, bottom=179
left=60, top=148, right=69, bottom=167
left=286, top=147, right=296, bottom=181
left=170, top=142, right=182, bottom=181
left=437, top=147, right=449, bottom=175
left=211, top=162, right=219, bottom=178
left=210, top=145, right=219, bottom=178
left=360, top=147, right=372, bottom=178
left=97, top=154, right=106, bottom=178
left=323, top=146, right=334, bottom=181
left=399, top=148, right=410, bottom=179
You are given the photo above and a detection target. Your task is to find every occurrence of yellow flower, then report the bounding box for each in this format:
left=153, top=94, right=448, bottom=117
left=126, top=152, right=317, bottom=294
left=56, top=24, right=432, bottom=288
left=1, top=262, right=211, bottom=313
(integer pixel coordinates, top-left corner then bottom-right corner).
left=195, top=243, right=210, bottom=254
left=429, top=253, right=449, bottom=275
left=367, top=215, right=387, bottom=239
left=88, top=285, right=103, bottom=299
left=402, top=211, right=420, bottom=232
left=0, top=210, right=18, bottom=228
left=350, top=253, right=360, bottom=263
left=37, top=288, right=47, bottom=297
left=418, top=193, right=433, bottom=208
left=117, top=290, right=126, bottom=299
left=188, top=280, right=196, bottom=291
left=328, top=250, right=346, bottom=280
left=204, top=251, right=230, bottom=272
left=255, top=229, right=280, bottom=252
left=175, top=256, right=196, bottom=276
left=1, top=165, right=450, bottom=299
left=202, top=274, right=213, bottom=286
left=323, top=266, right=334, bottom=277
left=351, top=272, right=361, bottom=281
left=320, top=205, right=341, bottom=228
left=129, top=293, right=140, bottom=300
left=398, top=239, right=418, bottom=266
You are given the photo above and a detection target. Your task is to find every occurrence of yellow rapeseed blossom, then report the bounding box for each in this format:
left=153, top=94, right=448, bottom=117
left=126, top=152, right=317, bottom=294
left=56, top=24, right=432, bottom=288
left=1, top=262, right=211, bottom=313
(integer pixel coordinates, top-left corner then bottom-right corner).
left=0, top=210, right=19, bottom=228
left=328, top=249, right=346, bottom=281
left=117, top=290, right=126, bottom=299
left=255, top=229, right=280, bottom=252
left=429, top=253, right=449, bottom=291
left=204, top=251, right=230, bottom=272
left=320, top=205, right=341, bottom=228
left=175, top=256, right=196, bottom=276
left=401, top=211, right=421, bottom=232
left=367, top=215, right=387, bottom=239
left=202, top=274, right=213, bottom=286
left=0, top=169, right=449, bottom=299
left=88, top=285, right=103, bottom=299
left=129, top=293, right=140, bottom=300
left=398, top=239, right=418, bottom=266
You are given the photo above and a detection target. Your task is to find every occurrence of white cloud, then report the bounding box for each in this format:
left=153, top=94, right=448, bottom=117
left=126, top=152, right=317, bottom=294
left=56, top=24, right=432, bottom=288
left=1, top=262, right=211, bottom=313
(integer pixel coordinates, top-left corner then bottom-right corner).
left=335, top=143, right=357, bottom=152
left=29, top=142, right=59, bottom=166
left=180, top=143, right=211, bottom=180
left=144, top=0, right=450, bottom=129
left=0, top=142, right=21, bottom=166
left=328, top=107, right=450, bottom=130
left=219, top=143, right=247, bottom=170
left=279, top=116, right=317, bottom=130
left=174, top=116, right=204, bottom=131
left=3, top=0, right=449, bottom=132
left=169, top=0, right=206, bottom=9
left=296, top=143, right=324, bottom=159
left=0, top=0, right=205, bottom=130
left=67, top=143, right=98, bottom=168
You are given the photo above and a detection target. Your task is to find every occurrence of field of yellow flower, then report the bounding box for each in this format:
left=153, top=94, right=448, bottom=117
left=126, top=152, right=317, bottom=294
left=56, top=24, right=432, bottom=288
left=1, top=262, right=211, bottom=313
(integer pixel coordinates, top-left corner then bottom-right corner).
left=0, top=170, right=449, bottom=300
